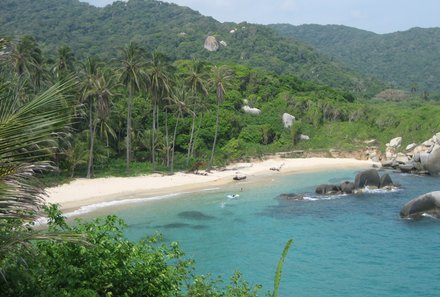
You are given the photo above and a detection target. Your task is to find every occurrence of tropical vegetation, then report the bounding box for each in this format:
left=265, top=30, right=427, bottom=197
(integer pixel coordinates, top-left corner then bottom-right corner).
left=1, top=0, right=440, bottom=296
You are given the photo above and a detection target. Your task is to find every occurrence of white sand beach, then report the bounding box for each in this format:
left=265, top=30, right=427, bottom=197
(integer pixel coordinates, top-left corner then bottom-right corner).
left=46, top=157, right=378, bottom=213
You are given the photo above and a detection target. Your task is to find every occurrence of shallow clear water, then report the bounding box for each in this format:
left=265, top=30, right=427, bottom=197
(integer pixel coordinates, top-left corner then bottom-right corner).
left=112, top=169, right=440, bottom=296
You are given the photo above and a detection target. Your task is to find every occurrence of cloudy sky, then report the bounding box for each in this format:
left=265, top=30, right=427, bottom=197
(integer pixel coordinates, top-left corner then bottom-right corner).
left=84, top=0, right=440, bottom=34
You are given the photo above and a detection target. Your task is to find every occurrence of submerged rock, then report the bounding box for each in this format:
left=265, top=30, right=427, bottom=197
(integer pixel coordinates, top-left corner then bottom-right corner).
left=178, top=211, right=215, bottom=220
left=276, top=193, right=304, bottom=201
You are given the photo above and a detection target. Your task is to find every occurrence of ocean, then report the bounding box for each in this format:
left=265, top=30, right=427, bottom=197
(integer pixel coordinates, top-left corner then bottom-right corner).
left=105, top=168, right=440, bottom=296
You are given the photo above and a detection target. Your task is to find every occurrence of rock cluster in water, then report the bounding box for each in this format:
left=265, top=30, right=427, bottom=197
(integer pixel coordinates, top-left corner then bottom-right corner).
left=382, top=132, right=440, bottom=175
left=315, top=169, right=396, bottom=195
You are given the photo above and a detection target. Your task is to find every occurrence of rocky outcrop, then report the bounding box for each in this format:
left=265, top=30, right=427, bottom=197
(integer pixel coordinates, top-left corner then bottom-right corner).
left=282, top=113, right=295, bottom=128
left=385, top=136, right=402, bottom=160
left=315, top=169, right=397, bottom=196
left=400, top=191, right=440, bottom=219
left=382, top=132, right=440, bottom=175
left=204, top=36, right=219, bottom=52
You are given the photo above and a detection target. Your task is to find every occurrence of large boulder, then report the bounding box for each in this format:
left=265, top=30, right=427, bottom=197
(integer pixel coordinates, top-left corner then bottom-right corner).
left=423, top=146, right=440, bottom=175
left=400, top=191, right=440, bottom=219
left=340, top=181, right=355, bottom=194
left=315, top=184, right=340, bottom=195
left=204, top=36, right=219, bottom=51
left=282, top=113, right=295, bottom=128
left=379, top=173, right=394, bottom=188
left=354, top=169, right=381, bottom=189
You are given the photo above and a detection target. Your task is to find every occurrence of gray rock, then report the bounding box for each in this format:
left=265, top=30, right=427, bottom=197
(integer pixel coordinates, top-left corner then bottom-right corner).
left=299, top=134, right=310, bottom=140
left=388, top=137, right=402, bottom=148
left=420, top=152, right=430, bottom=169
left=395, top=153, right=409, bottom=164
left=340, top=181, right=355, bottom=194
left=405, top=143, right=417, bottom=151
left=277, top=193, right=304, bottom=201
left=435, top=132, right=440, bottom=145
left=379, top=173, right=394, bottom=188
left=424, top=147, right=440, bottom=175
left=413, top=152, right=421, bottom=163
left=381, top=160, right=394, bottom=168
left=398, top=163, right=416, bottom=173
left=354, top=169, right=381, bottom=189
left=315, top=184, right=341, bottom=195
left=204, top=36, right=219, bottom=51
left=400, top=191, right=440, bottom=219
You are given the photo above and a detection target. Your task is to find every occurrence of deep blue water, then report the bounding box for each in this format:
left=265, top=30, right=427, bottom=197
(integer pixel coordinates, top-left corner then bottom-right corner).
left=113, top=169, right=440, bottom=296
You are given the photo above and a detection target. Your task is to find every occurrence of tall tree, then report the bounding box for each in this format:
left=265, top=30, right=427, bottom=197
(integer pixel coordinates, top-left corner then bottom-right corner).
left=9, top=36, right=46, bottom=93
left=208, top=65, right=232, bottom=170
left=83, top=68, right=115, bottom=178
left=119, top=42, right=146, bottom=172
left=165, top=86, right=189, bottom=173
left=147, top=52, right=173, bottom=167
left=184, top=59, right=209, bottom=166
left=53, top=45, right=76, bottom=80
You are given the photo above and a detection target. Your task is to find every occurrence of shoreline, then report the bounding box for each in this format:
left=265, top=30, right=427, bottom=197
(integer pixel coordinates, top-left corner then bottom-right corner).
left=45, top=157, right=378, bottom=215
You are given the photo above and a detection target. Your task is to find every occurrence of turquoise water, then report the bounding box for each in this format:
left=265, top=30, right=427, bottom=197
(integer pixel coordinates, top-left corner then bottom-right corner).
left=113, top=169, right=440, bottom=296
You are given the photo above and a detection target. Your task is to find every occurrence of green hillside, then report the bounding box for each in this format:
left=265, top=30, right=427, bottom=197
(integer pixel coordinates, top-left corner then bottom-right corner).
left=0, top=0, right=383, bottom=94
left=270, top=24, right=440, bottom=92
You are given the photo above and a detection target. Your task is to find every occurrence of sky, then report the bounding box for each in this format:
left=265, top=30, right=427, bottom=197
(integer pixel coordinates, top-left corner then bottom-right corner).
left=84, top=0, right=440, bottom=34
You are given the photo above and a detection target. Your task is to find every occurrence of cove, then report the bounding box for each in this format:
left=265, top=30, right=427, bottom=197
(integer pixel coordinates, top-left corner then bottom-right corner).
left=114, top=168, right=440, bottom=297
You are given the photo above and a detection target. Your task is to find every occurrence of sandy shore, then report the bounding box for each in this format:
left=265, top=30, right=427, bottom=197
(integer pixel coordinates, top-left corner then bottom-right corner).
left=46, top=157, right=377, bottom=213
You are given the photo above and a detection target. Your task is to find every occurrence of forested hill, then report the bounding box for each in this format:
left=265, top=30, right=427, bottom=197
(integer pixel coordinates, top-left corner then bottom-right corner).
left=270, top=24, right=440, bottom=92
left=0, top=0, right=382, bottom=94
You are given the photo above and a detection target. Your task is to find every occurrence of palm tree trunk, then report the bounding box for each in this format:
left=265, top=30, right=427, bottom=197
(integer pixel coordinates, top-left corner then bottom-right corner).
left=165, top=109, right=170, bottom=168
left=186, top=111, right=196, bottom=166
left=151, top=100, right=156, bottom=166
left=191, top=112, right=204, bottom=158
left=87, top=101, right=96, bottom=178
left=208, top=103, right=220, bottom=170
left=171, top=112, right=180, bottom=174
left=126, top=88, right=132, bottom=172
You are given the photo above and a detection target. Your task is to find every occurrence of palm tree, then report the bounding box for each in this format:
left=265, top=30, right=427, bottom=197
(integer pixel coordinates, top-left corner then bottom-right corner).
left=0, top=78, right=77, bottom=258
left=208, top=65, right=232, bottom=170
left=147, top=52, right=173, bottom=167
left=82, top=68, right=115, bottom=178
left=165, top=86, right=190, bottom=173
left=53, top=45, right=75, bottom=80
left=184, top=59, right=209, bottom=166
left=119, top=42, right=146, bottom=172
left=9, top=36, right=46, bottom=93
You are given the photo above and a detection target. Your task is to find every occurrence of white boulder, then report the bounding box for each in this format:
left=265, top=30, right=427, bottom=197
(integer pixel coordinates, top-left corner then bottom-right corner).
left=242, top=105, right=261, bottom=115
left=282, top=113, right=295, bottom=128
left=387, top=137, right=402, bottom=148
left=204, top=36, right=219, bottom=52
